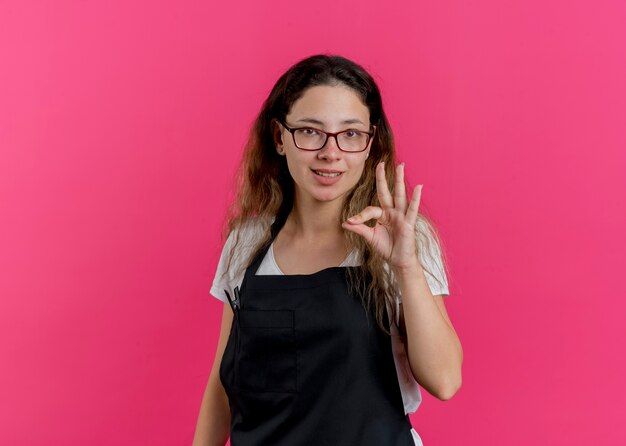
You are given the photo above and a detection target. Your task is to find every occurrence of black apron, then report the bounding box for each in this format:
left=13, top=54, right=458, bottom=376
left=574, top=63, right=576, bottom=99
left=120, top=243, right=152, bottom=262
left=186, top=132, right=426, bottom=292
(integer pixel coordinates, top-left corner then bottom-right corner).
left=220, top=224, right=415, bottom=445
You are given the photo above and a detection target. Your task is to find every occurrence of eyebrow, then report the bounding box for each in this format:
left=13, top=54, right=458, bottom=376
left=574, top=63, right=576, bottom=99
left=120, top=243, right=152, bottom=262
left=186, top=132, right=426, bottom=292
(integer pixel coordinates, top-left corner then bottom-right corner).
left=295, top=118, right=367, bottom=126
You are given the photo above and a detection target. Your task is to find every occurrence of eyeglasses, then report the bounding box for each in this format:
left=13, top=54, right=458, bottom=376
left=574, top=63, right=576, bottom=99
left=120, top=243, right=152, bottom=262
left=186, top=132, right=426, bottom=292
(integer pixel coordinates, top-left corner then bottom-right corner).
left=277, top=120, right=376, bottom=152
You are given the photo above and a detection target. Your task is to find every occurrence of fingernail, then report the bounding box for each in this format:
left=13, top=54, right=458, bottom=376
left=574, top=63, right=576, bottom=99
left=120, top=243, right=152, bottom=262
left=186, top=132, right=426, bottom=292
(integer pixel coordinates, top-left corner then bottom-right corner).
left=347, top=216, right=356, bottom=221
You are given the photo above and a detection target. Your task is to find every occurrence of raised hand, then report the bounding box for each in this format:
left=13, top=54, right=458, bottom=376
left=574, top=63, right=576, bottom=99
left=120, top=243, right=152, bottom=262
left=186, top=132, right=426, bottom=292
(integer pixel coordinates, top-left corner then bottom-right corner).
left=341, top=161, right=423, bottom=272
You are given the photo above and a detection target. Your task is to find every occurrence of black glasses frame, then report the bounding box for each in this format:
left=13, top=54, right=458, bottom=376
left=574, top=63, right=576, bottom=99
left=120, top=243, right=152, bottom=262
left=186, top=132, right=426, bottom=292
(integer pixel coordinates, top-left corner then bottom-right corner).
left=277, top=120, right=376, bottom=152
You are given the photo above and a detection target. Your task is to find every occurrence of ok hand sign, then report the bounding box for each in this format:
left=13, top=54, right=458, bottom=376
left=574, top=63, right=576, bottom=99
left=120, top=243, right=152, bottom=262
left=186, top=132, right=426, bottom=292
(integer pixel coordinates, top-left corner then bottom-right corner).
left=341, top=162, right=422, bottom=272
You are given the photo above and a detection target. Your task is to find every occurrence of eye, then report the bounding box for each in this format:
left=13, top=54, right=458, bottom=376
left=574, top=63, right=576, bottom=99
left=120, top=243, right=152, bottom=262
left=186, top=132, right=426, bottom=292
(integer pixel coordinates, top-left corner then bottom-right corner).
left=344, top=130, right=362, bottom=138
left=301, top=128, right=320, bottom=136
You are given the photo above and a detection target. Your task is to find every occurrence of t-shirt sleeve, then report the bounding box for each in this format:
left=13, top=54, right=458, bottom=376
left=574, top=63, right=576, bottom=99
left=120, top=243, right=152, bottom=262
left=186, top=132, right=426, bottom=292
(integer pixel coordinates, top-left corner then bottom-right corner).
left=417, top=221, right=449, bottom=297
left=210, top=228, right=251, bottom=304
left=210, top=220, right=263, bottom=303
left=210, top=230, right=236, bottom=303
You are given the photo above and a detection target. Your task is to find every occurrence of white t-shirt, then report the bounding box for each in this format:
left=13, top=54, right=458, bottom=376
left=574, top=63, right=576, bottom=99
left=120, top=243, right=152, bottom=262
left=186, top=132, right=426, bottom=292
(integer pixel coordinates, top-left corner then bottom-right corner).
left=210, top=218, right=449, bottom=446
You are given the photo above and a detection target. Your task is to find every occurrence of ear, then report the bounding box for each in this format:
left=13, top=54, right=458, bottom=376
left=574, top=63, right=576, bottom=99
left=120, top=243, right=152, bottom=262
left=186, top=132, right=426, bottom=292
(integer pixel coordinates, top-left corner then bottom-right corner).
left=271, top=119, right=285, bottom=154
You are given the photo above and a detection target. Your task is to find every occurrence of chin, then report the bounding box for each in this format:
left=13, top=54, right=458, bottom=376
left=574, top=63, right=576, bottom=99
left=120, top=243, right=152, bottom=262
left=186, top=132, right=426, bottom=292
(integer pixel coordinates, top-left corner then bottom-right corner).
left=295, top=177, right=357, bottom=204
left=310, top=189, right=350, bottom=203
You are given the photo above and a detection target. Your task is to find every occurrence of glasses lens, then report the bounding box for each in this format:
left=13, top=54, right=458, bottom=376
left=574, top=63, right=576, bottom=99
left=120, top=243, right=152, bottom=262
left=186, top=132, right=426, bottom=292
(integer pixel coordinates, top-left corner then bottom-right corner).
left=338, top=130, right=369, bottom=152
left=294, top=128, right=326, bottom=150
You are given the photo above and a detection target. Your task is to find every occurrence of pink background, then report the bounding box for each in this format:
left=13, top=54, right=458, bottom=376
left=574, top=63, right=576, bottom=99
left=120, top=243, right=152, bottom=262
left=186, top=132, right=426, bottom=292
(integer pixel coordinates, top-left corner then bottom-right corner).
left=1, top=0, right=625, bottom=444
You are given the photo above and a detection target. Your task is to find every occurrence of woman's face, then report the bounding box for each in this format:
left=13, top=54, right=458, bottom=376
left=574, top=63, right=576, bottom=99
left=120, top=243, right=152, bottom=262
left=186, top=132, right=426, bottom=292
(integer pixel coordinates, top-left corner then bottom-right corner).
left=275, top=84, right=373, bottom=206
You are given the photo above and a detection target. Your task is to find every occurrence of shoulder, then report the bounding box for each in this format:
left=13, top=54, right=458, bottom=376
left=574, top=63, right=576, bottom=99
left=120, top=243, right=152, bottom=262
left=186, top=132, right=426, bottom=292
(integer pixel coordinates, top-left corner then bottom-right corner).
left=220, top=217, right=272, bottom=270
left=223, top=217, right=266, bottom=250
left=415, top=217, right=439, bottom=248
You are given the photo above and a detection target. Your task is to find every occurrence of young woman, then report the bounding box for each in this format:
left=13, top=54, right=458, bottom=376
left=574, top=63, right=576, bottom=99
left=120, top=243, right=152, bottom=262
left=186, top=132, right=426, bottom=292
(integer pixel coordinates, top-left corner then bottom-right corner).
left=193, top=54, right=463, bottom=446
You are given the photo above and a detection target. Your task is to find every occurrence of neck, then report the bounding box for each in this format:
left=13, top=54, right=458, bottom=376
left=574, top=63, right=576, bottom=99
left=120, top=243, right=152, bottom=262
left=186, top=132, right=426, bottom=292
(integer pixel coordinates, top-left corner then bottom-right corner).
left=284, top=194, right=345, bottom=242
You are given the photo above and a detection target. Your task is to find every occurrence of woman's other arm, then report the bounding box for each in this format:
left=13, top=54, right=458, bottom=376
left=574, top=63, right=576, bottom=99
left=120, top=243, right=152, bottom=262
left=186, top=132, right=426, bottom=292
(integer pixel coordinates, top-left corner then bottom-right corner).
left=192, top=304, right=233, bottom=446
left=396, top=269, right=463, bottom=401
left=342, top=163, right=462, bottom=401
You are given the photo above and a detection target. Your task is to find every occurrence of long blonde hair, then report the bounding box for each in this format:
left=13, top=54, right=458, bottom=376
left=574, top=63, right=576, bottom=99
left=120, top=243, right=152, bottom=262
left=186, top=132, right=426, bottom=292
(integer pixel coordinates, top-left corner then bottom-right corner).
left=220, top=54, right=449, bottom=335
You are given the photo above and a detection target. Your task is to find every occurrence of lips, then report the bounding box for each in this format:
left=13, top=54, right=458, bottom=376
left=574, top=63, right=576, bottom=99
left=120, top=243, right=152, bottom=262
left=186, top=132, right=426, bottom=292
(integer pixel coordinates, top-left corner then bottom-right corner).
left=311, top=168, right=344, bottom=177
left=310, top=168, right=344, bottom=185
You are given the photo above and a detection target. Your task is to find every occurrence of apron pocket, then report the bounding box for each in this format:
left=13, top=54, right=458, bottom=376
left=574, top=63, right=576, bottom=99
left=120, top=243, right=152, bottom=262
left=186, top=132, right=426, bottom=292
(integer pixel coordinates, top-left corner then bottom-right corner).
left=237, top=309, right=297, bottom=393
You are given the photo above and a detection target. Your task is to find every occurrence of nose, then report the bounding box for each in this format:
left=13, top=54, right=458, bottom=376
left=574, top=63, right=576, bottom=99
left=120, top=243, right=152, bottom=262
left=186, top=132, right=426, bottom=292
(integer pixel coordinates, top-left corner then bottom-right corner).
left=317, top=134, right=342, bottom=160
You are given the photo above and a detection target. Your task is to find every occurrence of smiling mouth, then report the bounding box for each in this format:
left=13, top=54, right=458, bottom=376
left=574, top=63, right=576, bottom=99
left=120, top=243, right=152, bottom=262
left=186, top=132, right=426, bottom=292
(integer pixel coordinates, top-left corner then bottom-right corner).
left=312, top=170, right=343, bottom=177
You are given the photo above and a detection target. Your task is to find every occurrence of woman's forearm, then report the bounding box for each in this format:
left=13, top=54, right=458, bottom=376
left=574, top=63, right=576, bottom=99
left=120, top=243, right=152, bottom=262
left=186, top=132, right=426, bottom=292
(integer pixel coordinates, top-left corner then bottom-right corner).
left=394, top=264, right=463, bottom=400
left=193, top=304, right=234, bottom=445
left=192, top=369, right=231, bottom=446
